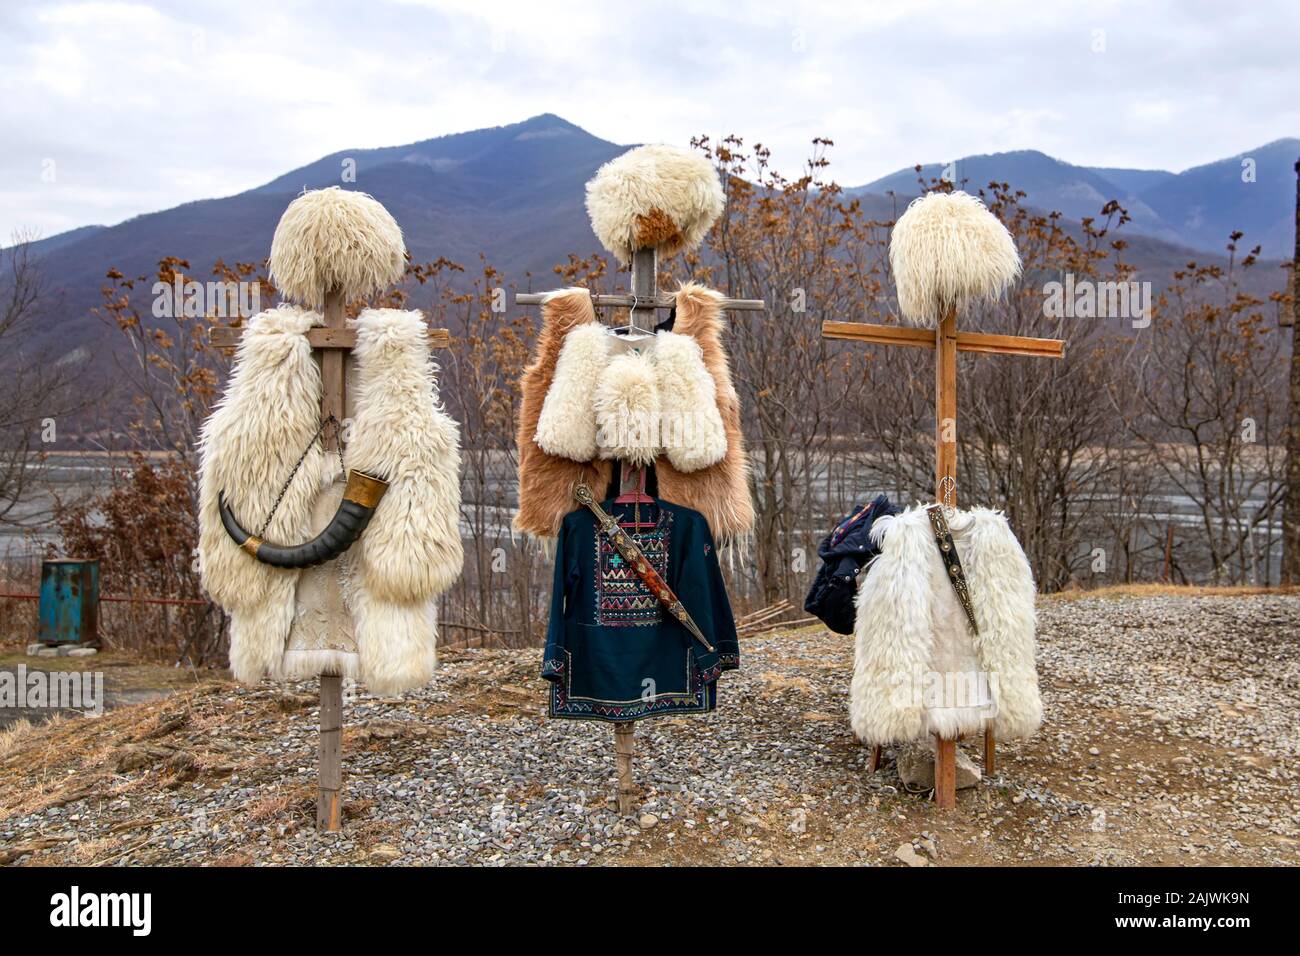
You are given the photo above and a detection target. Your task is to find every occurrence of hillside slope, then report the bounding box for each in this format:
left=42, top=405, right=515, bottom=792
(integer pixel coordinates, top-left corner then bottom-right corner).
left=2, top=592, right=1295, bottom=867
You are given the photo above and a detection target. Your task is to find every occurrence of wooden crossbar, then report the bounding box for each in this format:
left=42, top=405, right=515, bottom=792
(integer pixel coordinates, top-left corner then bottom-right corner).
left=209, top=326, right=450, bottom=351
left=824, top=307, right=1065, bottom=810
left=822, top=320, right=1065, bottom=359
left=516, top=291, right=765, bottom=311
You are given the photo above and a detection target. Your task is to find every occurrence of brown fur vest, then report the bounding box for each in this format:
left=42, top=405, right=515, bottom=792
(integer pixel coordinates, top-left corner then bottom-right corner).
left=515, top=283, right=754, bottom=544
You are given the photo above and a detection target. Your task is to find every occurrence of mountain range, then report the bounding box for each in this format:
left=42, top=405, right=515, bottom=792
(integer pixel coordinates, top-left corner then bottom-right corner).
left=853, top=137, right=1299, bottom=257
left=16, top=113, right=1299, bottom=377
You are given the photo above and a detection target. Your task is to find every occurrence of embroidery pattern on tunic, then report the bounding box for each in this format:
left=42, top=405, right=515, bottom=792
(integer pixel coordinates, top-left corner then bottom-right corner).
left=547, top=647, right=714, bottom=720
left=593, top=510, right=673, bottom=627
left=540, top=501, right=738, bottom=723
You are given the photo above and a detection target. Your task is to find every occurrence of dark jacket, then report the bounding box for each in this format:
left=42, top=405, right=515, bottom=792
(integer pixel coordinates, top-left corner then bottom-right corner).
left=542, top=497, right=739, bottom=722
left=804, top=495, right=900, bottom=635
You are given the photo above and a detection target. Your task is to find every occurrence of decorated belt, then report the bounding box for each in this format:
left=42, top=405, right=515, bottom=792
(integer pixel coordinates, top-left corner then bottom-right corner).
left=573, top=484, right=715, bottom=653
left=926, top=504, right=980, bottom=636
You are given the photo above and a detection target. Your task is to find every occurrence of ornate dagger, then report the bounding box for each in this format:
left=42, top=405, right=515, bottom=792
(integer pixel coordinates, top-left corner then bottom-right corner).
left=574, top=484, right=715, bottom=653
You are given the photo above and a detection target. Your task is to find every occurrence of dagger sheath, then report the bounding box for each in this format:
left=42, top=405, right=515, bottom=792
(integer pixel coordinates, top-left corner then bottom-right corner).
left=573, top=484, right=715, bottom=653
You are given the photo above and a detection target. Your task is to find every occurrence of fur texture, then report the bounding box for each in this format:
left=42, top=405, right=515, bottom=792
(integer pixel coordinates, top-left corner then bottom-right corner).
left=654, top=285, right=755, bottom=545
left=594, top=350, right=660, bottom=467
left=268, top=188, right=406, bottom=310
left=652, top=329, right=728, bottom=472
left=535, top=322, right=605, bottom=461
left=197, top=306, right=332, bottom=683
left=347, top=308, right=464, bottom=694
left=351, top=591, right=438, bottom=698
left=585, top=145, right=725, bottom=265
left=280, top=648, right=360, bottom=681
left=849, top=506, right=1042, bottom=745
left=537, top=322, right=726, bottom=471
left=348, top=308, right=464, bottom=602
left=514, top=289, right=612, bottom=539
left=515, top=284, right=754, bottom=545
left=889, top=191, right=1021, bottom=327
left=198, top=306, right=463, bottom=695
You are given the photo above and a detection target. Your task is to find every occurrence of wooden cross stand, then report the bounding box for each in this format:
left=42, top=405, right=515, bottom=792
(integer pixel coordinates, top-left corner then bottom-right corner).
left=211, top=294, right=449, bottom=830
left=519, top=247, right=763, bottom=815
left=822, top=310, right=1063, bottom=808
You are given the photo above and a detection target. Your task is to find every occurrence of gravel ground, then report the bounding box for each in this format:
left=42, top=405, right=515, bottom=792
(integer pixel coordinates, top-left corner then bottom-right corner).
left=1, top=591, right=1297, bottom=866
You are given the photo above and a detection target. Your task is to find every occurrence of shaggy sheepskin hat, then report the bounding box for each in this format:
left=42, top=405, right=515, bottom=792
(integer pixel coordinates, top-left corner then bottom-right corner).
left=888, top=191, right=1021, bottom=327
left=268, top=187, right=406, bottom=310
left=585, top=144, right=725, bottom=265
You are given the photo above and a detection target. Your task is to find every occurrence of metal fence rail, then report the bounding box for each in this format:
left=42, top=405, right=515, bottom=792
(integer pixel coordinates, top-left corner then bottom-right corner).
left=0, top=591, right=208, bottom=607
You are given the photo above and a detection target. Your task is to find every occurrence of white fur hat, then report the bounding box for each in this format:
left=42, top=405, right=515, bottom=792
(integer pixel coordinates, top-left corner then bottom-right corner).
left=268, top=187, right=406, bottom=310
left=889, top=191, right=1021, bottom=327
left=585, top=144, right=725, bottom=265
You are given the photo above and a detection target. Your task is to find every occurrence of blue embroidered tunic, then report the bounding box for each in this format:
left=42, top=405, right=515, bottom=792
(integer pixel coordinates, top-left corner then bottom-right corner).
left=541, top=498, right=740, bottom=722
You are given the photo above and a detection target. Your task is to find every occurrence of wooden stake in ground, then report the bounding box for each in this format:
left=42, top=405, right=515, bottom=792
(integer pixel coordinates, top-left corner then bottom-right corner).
left=518, top=245, right=763, bottom=815
left=614, top=721, right=636, bottom=815
left=211, top=291, right=448, bottom=831
left=610, top=244, right=658, bottom=816
left=515, top=144, right=765, bottom=817
left=822, top=197, right=1064, bottom=809
left=314, top=289, right=347, bottom=831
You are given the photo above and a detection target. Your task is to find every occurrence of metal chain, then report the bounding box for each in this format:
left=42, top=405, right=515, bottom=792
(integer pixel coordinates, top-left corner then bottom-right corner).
left=937, top=474, right=957, bottom=518
left=256, top=415, right=347, bottom=537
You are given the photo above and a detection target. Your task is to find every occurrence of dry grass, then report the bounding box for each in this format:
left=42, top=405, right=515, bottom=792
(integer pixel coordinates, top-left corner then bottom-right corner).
left=758, top=671, right=814, bottom=694
left=246, top=791, right=295, bottom=823
left=1046, top=582, right=1300, bottom=602
left=0, top=715, right=64, bottom=758
left=0, top=679, right=245, bottom=821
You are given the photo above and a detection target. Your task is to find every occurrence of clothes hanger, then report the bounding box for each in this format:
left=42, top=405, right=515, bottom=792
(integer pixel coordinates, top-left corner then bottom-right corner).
left=614, top=465, right=658, bottom=530
left=604, top=293, right=657, bottom=349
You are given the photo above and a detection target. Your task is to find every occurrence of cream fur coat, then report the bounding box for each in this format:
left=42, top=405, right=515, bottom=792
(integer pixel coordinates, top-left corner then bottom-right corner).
left=197, top=306, right=462, bottom=694
left=849, top=505, right=1042, bottom=745
left=515, top=284, right=754, bottom=545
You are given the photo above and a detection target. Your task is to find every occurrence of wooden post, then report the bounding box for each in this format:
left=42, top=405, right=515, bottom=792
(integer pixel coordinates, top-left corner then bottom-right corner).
left=822, top=305, right=1064, bottom=807
left=315, top=287, right=347, bottom=831
left=933, top=308, right=960, bottom=809
left=935, top=309, right=958, bottom=492
left=614, top=721, right=636, bottom=815
left=210, top=288, right=450, bottom=833
left=606, top=246, right=659, bottom=815
left=318, top=673, right=343, bottom=829
left=630, top=247, right=657, bottom=321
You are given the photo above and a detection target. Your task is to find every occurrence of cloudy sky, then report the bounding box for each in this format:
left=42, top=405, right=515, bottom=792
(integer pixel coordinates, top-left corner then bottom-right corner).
left=2, top=0, right=1297, bottom=240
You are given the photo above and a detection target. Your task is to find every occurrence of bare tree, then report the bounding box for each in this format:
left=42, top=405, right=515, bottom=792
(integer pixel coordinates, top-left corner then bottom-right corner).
left=1128, top=238, right=1288, bottom=584
left=0, top=234, right=84, bottom=528
left=685, top=136, right=892, bottom=604
left=958, top=189, right=1137, bottom=590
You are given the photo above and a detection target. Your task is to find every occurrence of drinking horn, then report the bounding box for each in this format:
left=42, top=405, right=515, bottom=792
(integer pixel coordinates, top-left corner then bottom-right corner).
left=218, top=470, right=389, bottom=569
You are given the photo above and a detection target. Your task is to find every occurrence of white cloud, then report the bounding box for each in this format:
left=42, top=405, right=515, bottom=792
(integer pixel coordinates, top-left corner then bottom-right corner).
left=1, top=0, right=1297, bottom=238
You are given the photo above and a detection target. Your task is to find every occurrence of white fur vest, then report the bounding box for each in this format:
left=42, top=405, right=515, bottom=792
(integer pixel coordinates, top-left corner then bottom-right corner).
left=197, top=306, right=463, bottom=695
left=536, top=320, right=728, bottom=470
left=515, top=284, right=754, bottom=544
left=849, top=505, right=1042, bottom=745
